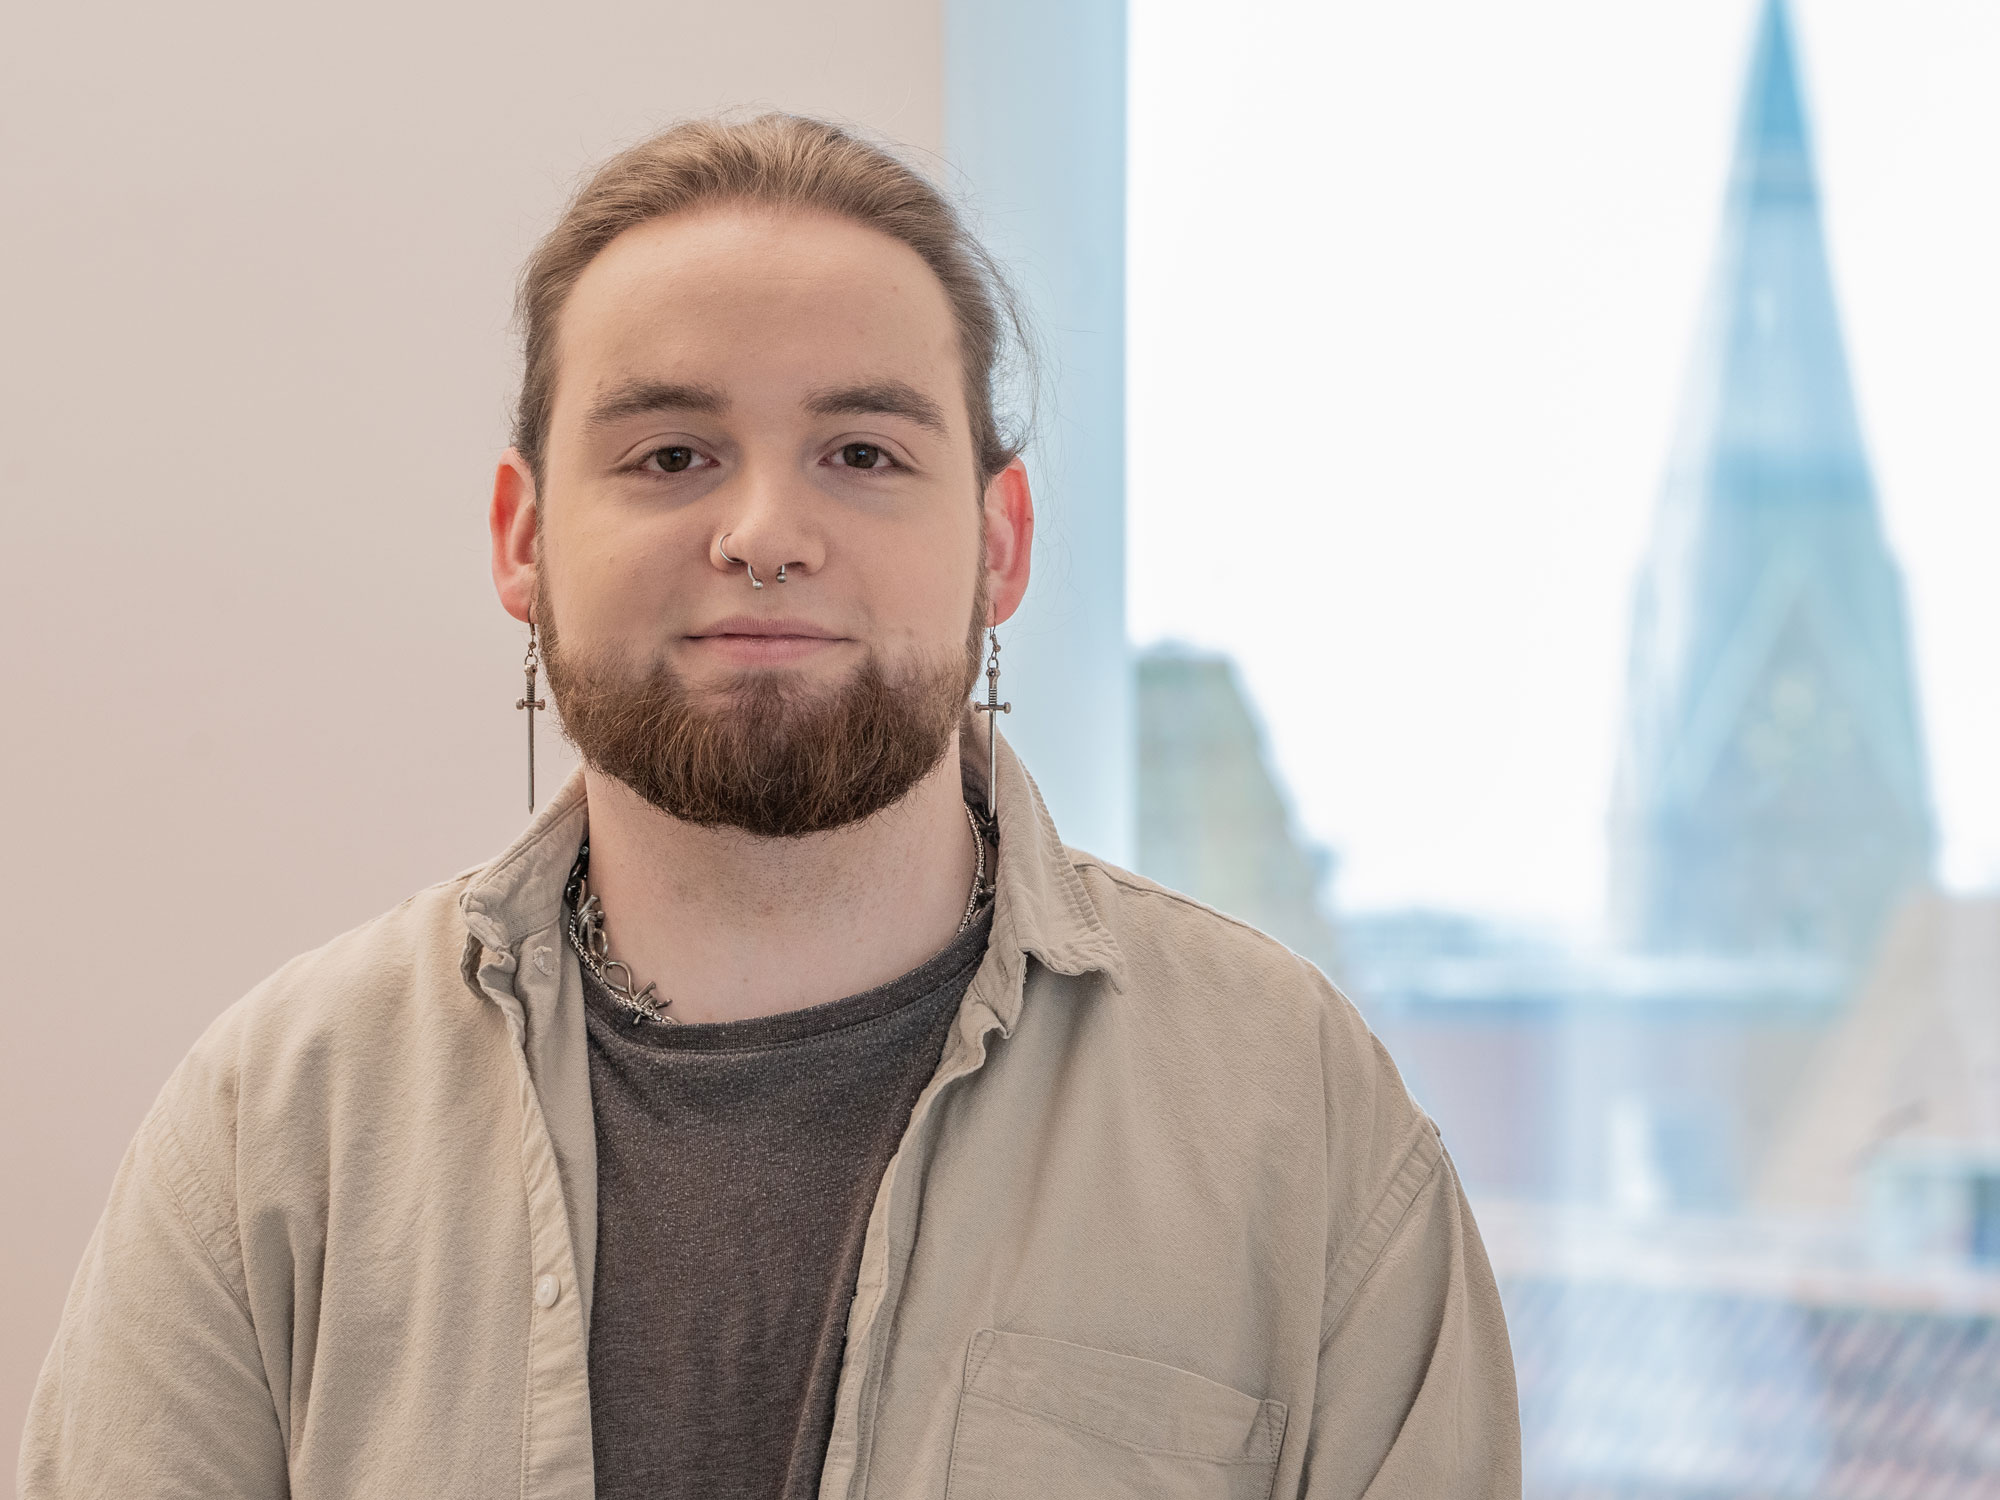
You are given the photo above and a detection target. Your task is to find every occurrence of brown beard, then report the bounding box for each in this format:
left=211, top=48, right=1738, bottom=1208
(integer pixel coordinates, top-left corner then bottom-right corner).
left=538, top=580, right=987, bottom=839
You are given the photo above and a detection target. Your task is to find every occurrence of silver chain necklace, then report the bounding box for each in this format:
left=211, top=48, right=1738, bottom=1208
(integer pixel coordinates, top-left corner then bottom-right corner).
left=564, top=802, right=989, bottom=1027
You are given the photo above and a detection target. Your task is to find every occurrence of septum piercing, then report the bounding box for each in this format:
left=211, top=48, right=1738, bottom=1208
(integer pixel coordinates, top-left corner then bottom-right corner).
left=717, top=533, right=763, bottom=589
left=718, top=535, right=798, bottom=586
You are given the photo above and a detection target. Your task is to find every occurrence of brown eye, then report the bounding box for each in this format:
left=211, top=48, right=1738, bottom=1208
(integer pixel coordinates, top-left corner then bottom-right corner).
left=648, top=446, right=695, bottom=473
left=838, top=442, right=889, bottom=469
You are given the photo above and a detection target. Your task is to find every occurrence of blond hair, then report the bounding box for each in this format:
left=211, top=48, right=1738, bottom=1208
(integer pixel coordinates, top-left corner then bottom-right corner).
left=513, top=113, right=1029, bottom=486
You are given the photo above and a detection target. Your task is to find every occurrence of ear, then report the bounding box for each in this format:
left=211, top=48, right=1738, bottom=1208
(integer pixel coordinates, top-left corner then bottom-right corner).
left=979, top=458, right=1035, bottom=626
left=490, top=448, right=540, bottom=625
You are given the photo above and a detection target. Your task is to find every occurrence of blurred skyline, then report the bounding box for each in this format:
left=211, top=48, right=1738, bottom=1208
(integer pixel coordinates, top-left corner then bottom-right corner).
left=1129, top=0, right=2000, bottom=924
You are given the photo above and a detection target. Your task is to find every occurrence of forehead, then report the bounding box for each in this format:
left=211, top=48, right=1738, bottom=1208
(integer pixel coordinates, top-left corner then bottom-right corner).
left=553, top=206, right=964, bottom=419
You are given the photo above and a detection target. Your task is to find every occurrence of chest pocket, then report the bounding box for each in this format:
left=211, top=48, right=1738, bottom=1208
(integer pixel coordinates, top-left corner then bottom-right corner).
left=943, top=1328, right=1288, bottom=1500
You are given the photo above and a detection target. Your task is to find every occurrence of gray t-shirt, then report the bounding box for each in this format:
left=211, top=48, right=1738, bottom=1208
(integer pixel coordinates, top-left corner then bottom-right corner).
left=580, top=901, right=992, bottom=1500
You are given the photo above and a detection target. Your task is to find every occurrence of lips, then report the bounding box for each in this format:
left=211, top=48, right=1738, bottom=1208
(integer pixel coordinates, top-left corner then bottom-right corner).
left=683, top=616, right=851, bottom=668
left=689, top=615, right=844, bottom=641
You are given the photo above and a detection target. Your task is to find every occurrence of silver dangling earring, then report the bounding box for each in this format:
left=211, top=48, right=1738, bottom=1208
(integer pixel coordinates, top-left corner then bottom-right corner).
left=717, top=534, right=762, bottom=589
left=970, top=625, right=1010, bottom=837
left=517, top=620, right=547, bottom=813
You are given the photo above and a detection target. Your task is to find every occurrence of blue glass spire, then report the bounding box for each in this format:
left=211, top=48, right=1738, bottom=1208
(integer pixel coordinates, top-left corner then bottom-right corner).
left=1609, top=0, right=1933, bottom=961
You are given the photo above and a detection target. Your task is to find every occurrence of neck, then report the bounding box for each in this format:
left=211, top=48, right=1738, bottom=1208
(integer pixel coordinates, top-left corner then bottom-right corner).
left=576, top=731, right=980, bottom=1024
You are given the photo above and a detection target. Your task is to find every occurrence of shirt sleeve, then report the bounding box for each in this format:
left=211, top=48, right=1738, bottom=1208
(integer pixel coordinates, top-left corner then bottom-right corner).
left=16, top=1101, right=289, bottom=1499
left=1297, top=1130, right=1522, bottom=1499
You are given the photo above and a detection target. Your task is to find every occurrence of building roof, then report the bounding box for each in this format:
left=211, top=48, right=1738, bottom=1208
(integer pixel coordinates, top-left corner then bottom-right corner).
left=1760, top=893, right=2000, bottom=1213
left=1506, top=1272, right=2000, bottom=1497
left=1487, top=1197, right=2000, bottom=1495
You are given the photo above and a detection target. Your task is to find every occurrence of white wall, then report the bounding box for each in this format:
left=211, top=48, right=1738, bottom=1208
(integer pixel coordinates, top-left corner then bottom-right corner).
left=0, top=0, right=943, bottom=1446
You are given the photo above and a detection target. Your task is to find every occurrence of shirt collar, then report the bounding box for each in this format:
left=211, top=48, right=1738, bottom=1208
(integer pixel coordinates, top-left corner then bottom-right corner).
left=458, top=713, right=1126, bottom=1006
left=959, top=716, right=1126, bottom=999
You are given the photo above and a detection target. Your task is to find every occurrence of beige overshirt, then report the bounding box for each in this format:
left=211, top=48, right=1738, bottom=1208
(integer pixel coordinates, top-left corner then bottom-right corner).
left=20, top=729, right=1519, bottom=1498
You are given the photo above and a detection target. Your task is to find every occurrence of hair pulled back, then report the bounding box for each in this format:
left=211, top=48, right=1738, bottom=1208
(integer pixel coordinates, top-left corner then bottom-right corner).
left=513, top=113, right=1030, bottom=487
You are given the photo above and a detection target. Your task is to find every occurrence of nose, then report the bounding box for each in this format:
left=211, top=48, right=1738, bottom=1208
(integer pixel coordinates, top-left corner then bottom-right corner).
left=709, top=461, right=824, bottom=587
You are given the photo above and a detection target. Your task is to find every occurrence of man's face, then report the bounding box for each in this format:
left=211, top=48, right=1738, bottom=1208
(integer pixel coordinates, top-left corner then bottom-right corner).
left=500, top=206, right=1023, bottom=834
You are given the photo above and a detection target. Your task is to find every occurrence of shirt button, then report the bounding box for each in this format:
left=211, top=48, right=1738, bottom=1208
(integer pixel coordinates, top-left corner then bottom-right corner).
left=534, top=1274, right=561, bottom=1308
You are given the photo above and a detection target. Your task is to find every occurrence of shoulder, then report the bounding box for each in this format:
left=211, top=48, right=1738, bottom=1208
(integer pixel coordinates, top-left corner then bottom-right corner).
left=1068, top=850, right=1357, bottom=1042
left=193, top=869, right=486, bottom=1064
left=144, top=870, right=505, bottom=1197
left=1063, top=852, right=1441, bottom=1209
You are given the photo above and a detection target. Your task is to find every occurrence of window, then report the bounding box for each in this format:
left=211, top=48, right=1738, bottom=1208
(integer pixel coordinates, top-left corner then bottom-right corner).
left=1130, top=1, right=2000, bottom=1490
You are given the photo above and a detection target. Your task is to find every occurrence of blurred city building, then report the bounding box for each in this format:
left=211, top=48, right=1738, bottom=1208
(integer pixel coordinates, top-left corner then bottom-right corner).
left=1135, top=644, right=1340, bottom=979
left=1349, top=0, right=1926, bottom=1219
left=1469, top=881, right=2000, bottom=1496
left=1131, top=3, right=2000, bottom=1492
left=1605, top=0, right=1934, bottom=971
left=1762, top=893, right=2000, bottom=1248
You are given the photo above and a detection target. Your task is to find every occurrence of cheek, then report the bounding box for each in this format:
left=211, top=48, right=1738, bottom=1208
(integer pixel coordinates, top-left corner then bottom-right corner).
left=547, top=518, right=688, bottom=636
left=868, top=517, right=981, bottom=638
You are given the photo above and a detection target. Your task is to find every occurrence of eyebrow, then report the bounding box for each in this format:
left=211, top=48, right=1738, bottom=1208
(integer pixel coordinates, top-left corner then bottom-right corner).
left=805, top=381, right=950, bottom=438
left=583, top=380, right=729, bottom=430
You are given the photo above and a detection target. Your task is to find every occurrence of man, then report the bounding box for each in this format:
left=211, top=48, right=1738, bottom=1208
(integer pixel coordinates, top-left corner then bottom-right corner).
left=21, top=115, right=1519, bottom=1498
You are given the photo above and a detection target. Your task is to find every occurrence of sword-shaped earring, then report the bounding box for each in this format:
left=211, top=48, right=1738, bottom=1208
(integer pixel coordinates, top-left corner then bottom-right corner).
left=970, top=625, right=1009, bottom=850
left=517, top=619, right=547, bottom=812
